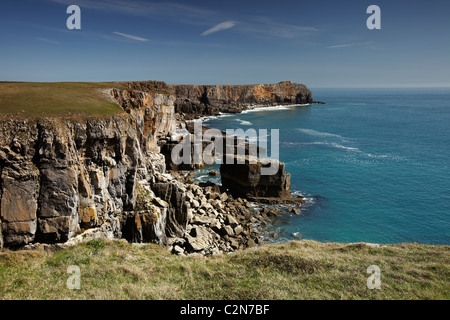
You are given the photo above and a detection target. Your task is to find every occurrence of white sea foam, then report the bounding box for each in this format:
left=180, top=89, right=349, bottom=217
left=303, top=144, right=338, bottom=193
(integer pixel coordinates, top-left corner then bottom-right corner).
left=201, top=113, right=233, bottom=122
left=365, top=153, right=407, bottom=161
left=329, top=142, right=360, bottom=152
left=241, top=104, right=308, bottom=114
left=284, top=141, right=406, bottom=162
left=235, top=119, right=252, bottom=126
left=282, top=141, right=359, bottom=152
left=296, top=128, right=349, bottom=142
left=196, top=116, right=213, bottom=123
left=217, top=112, right=233, bottom=117
left=291, top=191, right=315, bottom=204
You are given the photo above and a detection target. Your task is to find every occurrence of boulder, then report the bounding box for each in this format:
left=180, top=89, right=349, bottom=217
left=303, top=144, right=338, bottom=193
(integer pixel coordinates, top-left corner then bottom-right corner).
left=225, top=214, right=239, bottom=227
left=221, top=225, right=234, bottom=237
left=219, top=192, right=229, bottom=202
left=173, top=245, right=185, bottom=255
left=229, top=237, right=239, bottom=250
left=186, top=226, right=213, bottom=252
left=234, top=225, right=244, bottom=236
left=288, top=207, right=301, bottom=215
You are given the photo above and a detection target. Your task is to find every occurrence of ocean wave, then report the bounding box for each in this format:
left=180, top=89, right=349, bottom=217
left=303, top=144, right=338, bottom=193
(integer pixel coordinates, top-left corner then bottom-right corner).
left=296, top=128, right=349, bottom=142
left=364, top=153, right=407, bottom=161
left=284, top=141, right=405, bottom=161
left=282, top=141, right=359, bottom=152
left=329, top=142, right=360, bottom=152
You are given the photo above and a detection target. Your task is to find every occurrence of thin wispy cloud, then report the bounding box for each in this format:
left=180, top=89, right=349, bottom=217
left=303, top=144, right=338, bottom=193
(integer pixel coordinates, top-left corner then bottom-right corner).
left=326, top=44, right=356, bottom=49
left=201, top=21, right=238, bottom=36
left=326, top=42, right=374, bottom=49
left=237, top=17, right=319, bottom=39
left=35, top=37, right=59, bottom=44
left=113, top=32, right=149, bottom=41
left=51, top=0, right=319, bottom=40
left=158, top=40, right=230, bottom=49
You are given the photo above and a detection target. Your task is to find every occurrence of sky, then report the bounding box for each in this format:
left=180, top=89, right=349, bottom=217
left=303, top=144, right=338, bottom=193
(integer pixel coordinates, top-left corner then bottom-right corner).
left=1, top=0, right=449, bottom=87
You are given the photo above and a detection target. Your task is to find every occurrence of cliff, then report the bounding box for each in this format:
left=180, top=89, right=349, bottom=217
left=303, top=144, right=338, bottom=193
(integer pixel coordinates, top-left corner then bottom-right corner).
left=0, top=87, right=176, bottom=248
left=116, top=81, right=314, bottom=119
left=0, top=81, right=312, bottom=254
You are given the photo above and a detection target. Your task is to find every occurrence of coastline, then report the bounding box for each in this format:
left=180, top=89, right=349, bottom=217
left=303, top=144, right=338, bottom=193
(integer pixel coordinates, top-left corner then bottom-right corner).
left=0, top=82, right=314, bottom=255
left=1, top=85, right=449, bottom=300
left=2, top=83, right=447, bottom=254
left=188, top=103, right=314, bottom=246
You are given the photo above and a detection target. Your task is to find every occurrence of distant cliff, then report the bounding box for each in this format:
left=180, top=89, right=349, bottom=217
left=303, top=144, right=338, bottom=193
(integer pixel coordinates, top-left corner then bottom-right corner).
left=116, top=81, right=314, bottom=119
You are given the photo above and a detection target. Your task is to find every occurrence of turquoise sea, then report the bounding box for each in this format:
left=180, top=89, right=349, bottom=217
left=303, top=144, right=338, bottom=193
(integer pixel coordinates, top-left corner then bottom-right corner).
left=198, top=88, right=450, bottom=245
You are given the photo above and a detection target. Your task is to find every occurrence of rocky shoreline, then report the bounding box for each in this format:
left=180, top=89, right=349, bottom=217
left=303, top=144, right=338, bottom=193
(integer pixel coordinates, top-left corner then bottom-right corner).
left=0, top=81, right=319, bottom=256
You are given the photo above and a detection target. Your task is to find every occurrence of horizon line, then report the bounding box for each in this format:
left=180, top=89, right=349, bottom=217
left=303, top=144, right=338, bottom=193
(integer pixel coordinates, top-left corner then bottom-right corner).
left=1, top=80, right=450, bottom=89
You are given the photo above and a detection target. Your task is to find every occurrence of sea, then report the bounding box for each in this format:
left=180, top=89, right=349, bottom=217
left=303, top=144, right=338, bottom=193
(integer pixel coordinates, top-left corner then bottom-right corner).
left=193, top=88, right=450, bottom=245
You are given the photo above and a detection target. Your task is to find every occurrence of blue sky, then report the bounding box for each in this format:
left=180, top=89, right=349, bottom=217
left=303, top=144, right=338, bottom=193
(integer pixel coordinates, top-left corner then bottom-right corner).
left=1, top=0, right=449, bottom=87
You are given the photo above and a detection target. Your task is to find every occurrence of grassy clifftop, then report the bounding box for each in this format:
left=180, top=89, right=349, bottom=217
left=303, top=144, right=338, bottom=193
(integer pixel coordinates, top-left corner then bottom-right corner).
left=0, top=239, right=448, bottom=300
left=0, top=82, right=128, bottom=118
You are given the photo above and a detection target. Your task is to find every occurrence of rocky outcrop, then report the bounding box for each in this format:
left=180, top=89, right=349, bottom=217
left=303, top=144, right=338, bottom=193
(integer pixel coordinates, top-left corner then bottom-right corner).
left=116, top=81, right=315, bottom=119
left=220, top=155, right=299, bottom=203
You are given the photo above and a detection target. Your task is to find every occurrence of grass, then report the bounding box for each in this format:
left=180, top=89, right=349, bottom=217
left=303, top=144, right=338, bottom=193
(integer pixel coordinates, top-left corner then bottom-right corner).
left=0, top=239, right=448, bottom=300
left=0, top=82, right=129, bottom=119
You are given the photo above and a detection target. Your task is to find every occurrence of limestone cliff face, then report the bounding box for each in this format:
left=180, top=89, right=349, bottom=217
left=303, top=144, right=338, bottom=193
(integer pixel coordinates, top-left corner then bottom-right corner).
left=171, top=81, right=312, bottom=117
left=116, top=81, right=314, bottom=119
left=0, top=81, right=314, bottom=252
left=109, top=88, right=176, bottom=152
left=0, top=89, right=180, bottom=248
